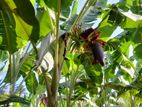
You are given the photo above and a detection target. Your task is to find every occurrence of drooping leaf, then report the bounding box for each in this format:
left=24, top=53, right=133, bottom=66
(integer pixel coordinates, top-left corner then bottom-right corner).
left=61, top=7, right=70, bottom=18
left=109, top=50, right=122, bottom=63
left=0, top=0, right=40, bottom=53
left=81, top=6, right=102, bottom=28
left=62, top=60, right=70, bottom=77
left=108, top=6, right=125, bottom=25
left=43, top=0, right=73, bottom=18
left=35, top=35, right=54, bottom=70
left=132, top=26, right=142, bottom=43
left=0, top=95, right=30, bottom=105
left=25, top=71, right=38, bottom=94
left=0, top=50, right=8, bottom=62
left=121, top=54, right=135, bottom=70
left=20, top=55, right=35, bottom=76
left=130, top=75, right=142, bottom=89
left=104, top=65, right=115, bottom=80
left=118, top=0, right=130, bottom=11
left=121, top=13, right=142, bottom=29
left=71, top=0, right=78, bottom=16
left=13, top=0, right=40, bottom=43
left=0, top=60, right=9, bottom=84
left=134, top=43, right=142, bottom=62
left=105, top=38, right=120, bottom=51
left=120, top=41, right=132, bottom=56
left=105, top=83, right=127, bottom=92
left=31, top=85, right=46, bottom=105
left=60, top=14, right=78, bottom=31
left=98, top=10, right=117, bottom=39
left=131, top=0, right=142, bottom=14
left=96, top=0, right=107, bottom=8
left=43, top=0, right=57, bottom=11
left=0, top=1, right=18, bottom=53
left=36, top=8, right=53, bottom=37
left=84, top=64, right=103, bottom=85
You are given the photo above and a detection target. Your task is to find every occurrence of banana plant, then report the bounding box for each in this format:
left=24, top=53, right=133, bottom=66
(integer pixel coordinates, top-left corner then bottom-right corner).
left=1, top=0, right=142, bottom=107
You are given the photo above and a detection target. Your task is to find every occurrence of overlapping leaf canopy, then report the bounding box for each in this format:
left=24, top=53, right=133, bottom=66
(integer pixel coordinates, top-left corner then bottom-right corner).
left=0, top=0, right=142, bottom=106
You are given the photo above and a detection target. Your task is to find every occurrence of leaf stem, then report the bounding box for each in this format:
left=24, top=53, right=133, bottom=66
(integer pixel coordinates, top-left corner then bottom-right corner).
left=31, top=41, right=38, bottom=60
left=9, top=54, right=13, bottom=94
left=51, top=0, right=61, bottom=106
left=70, top=0, right=90, bottom=31
left=41, top=67, right=54, bottom=106
left=96, top=9, right=111, bottom=29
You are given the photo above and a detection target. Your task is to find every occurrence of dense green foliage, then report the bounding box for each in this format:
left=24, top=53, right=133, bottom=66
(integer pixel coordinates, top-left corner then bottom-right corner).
left=0, top=0, right=142, bottom=107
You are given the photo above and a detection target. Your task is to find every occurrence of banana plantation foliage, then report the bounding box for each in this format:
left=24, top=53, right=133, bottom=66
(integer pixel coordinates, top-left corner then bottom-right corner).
left=0, top=0, right=142, bottom=107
